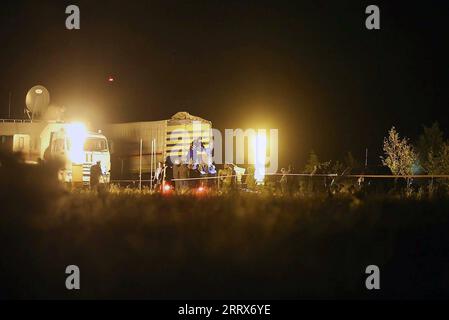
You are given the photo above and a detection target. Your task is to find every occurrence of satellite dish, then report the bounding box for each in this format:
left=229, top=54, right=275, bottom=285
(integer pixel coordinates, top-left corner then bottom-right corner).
left=25, top=85, right=50, bottom=119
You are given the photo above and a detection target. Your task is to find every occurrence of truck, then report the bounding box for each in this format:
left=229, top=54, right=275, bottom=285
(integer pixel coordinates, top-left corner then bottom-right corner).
left=0, top=119, right=111, bottom=185
left=103, top=112, right=213, bottom=180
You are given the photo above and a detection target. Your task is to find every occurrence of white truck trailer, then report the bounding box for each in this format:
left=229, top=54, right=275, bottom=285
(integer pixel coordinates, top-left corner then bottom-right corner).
left=104, top=112, right=212, bottom=179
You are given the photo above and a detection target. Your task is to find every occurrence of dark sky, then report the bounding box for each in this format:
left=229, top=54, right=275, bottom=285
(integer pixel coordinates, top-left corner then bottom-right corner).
left=1, top=0, right=449, bottom=167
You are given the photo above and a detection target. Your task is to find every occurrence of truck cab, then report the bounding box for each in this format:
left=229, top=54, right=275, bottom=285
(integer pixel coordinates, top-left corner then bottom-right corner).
left=1, top=120, right=111, bottom=186
left=82, top=132, right=111, bottom=184
left=47, top=124, right=111, bottom=185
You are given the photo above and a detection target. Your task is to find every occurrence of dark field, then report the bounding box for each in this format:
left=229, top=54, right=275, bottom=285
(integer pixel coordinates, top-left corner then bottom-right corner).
left=1, top=159, right=449, bottom=299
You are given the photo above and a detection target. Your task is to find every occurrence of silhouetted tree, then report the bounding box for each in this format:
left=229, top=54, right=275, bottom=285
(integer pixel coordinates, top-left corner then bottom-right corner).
left=417, top=122, right=444, bottom=173
left=427, top=143, right=449, bottom=175
left=344, top=151, right=361, bottom=172
left=331, top=160, right=345, bottom=175
left=304, top=150, right=320, bottom=174
left=381, top=127, right=417, bottom=176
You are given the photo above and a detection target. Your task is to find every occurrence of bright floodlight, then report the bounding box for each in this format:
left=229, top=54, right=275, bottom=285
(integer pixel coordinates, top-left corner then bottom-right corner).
left=254, top=131, right=267, bottom=183
left=66, top=122, right=88, bottom=164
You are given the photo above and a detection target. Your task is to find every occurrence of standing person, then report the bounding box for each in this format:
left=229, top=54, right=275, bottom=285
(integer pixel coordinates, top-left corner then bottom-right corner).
left=227, top=164, right=235, bottom=190
left=43, top=145, right=52, bottom=162
left=198, top=163, right=208, bottom=189
left=219, top=164, right=233, bottom=193
left=164, top=157, right=173, bottom=179
left=179, top=163, right=189, bottom=193
left=90, top=161, right=102, bottom=191
left=286, top=164, right=295, bottom=194
left=189, top=163, right=200, bottom=191
left=173, top=160, right=181, bottom=191
left=207, top=163, right=217, bottom=190
left=280, top=166, right=291, bottom=195
left=153, top=162, right=163, bottom=190
left=229, top=164, right=237, bottom=190
left=162, top=158, right=173, bottom=192
left=218, top=165, right=227, bottom=193
left=246, top=166, right=256, bottom=190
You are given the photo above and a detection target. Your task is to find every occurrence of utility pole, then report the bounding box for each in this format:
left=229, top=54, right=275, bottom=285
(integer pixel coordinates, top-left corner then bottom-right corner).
left=139, top=138, right=143, bottom=191
left=8, top=91, right=12, bottom=118
left=365, top=148, right=368, bottom=168
left=150, top=139, right=153, bottom=191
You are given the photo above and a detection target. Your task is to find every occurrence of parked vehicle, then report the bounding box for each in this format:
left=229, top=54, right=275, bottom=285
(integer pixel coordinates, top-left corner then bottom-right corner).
left=104, top=112, right=213, bottom=181
left=0, top=119, right=111, bottom=185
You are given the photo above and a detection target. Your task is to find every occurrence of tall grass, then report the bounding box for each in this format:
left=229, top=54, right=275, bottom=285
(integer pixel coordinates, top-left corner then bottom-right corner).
left=1, top=153, right=449, bottom=299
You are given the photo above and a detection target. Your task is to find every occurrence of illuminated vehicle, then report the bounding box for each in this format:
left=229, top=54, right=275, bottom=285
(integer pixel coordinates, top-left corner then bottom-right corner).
left=104, top=112, right=212, bottom=181
left=0, top=119, right=111, bottom=185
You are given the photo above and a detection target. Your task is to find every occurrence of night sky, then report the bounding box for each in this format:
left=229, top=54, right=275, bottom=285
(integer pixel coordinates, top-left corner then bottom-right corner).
left=1, top=0, right=448, bottom=168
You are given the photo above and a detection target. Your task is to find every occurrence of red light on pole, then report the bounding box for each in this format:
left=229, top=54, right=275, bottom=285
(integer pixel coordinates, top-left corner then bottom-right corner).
left=108, top=76, right=114, bottom=82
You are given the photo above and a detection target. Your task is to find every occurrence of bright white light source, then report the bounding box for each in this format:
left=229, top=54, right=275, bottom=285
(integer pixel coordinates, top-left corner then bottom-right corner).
left=162, top=183, right=172, bottom=194
left=35, top=89, right=43, bottom=94
left=254, top=130, right=267, bottom=183
left=66, top=122, right=88, bottom=164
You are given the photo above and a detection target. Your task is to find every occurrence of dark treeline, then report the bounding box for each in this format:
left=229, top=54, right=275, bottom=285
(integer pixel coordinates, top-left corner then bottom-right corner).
left=281, top=122, right=449, bottom=198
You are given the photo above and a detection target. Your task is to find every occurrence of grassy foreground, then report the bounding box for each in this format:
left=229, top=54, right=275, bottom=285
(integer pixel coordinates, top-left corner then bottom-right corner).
left=1, top=159, right=449, bottom=299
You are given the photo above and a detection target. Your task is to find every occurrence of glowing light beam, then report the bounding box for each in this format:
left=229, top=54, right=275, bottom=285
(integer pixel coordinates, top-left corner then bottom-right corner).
left=66, top=122, right=88, bottom=164
left=254, top=130, right=267, bottom=183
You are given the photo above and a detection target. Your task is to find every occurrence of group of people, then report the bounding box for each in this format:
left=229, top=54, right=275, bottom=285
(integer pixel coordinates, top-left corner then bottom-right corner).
left=153, top=158, right=219, bottom=192
left=154, top=157, right=250, bottom=193
left=217, top=164, right=235, bottom=192
left=152, top=160, right=288, bottom=194
left=172, top=162, right=216, bottom=191
left=90, top=157, right=294, bottom=195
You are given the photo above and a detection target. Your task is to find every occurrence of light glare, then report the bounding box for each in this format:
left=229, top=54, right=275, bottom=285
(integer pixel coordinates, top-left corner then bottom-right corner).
left=66, top=122, right=88, bottom=164
left=254, top=131, right=267, bottom=183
